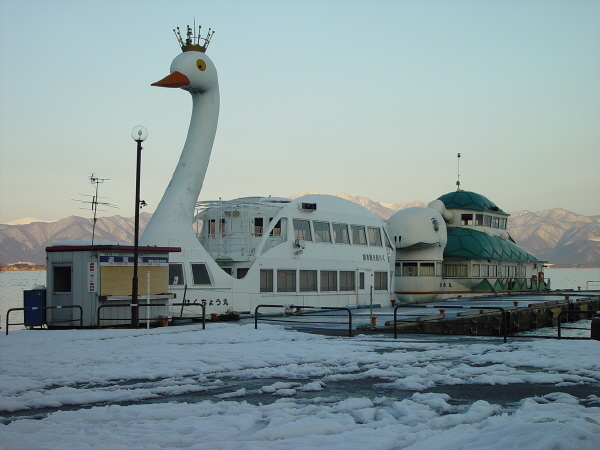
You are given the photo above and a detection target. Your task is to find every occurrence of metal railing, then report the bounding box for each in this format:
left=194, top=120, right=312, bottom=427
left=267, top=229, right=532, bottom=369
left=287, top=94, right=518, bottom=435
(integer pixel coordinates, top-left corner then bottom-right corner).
left=254, top=304, right=353, bottom=337
left=557, top=309, right=599, bottom=339
left=97, top=303, right=166, bottom=328
left=5, top=305, right=83, bottom=335
left=172, top=301, right=206, bottom=329
left=586, top=281, right=600, bottom=290
left=393, top=304, right=508, bottom=343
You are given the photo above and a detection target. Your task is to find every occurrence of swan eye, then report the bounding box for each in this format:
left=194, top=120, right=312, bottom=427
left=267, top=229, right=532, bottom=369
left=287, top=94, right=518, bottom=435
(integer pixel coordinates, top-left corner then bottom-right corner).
left=196, top=59, right=206, bottom=71
left=432, top=218, right=440, bottom=232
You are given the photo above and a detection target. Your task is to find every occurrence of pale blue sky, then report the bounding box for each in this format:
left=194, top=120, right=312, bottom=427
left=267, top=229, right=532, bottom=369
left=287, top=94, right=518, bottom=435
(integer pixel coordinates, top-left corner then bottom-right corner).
left=1, top=0, right=599, bottom=224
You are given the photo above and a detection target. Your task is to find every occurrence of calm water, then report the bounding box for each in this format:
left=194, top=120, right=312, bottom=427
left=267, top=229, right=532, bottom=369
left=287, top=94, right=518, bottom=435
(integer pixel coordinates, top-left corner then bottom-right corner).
left=1, top=268, right=599, bottom=330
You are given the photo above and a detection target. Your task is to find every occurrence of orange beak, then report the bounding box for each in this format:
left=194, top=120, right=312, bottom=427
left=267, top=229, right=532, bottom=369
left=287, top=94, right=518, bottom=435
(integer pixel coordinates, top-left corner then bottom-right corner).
left=151, top=71, right=190, bottom=88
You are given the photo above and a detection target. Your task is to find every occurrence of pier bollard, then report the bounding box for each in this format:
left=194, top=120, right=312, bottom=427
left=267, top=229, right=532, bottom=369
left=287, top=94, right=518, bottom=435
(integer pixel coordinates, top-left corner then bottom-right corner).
left=513, top=301, right=519, bottom=307
left=390, top=299, right=396, bottom=307
left=565, top=295, right=570, bottom=300
left=210, top=313, right=218, bottom=321
left=591, top=318, right=600, bottom=341
left=439, top=309, right=446, bottom=316
left=371, top=316, right=377, bottom=327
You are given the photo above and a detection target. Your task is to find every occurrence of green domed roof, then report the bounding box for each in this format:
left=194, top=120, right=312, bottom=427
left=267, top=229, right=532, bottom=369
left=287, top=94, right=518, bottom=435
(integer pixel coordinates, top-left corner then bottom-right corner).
left=437, top=190, right=507, bottom=215
left=445, top=228, right=543, bottom=262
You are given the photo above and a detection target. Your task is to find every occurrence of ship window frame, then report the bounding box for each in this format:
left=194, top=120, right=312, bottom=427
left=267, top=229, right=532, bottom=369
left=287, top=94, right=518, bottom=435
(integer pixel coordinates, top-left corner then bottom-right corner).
left=168, top=263, right=185, bottom=285
left=367, top=227, right=383, bottom=246
left=293, top=219, right=312, bottom=241
left=254, top=217, right=264, bottom=237
left=461, top=214, right=473, bottom=226
left=443, top=264, right=468, bottom=278
left=374, top=271, right=388, bottom=290
left=332, top=223, right=350, bottom=244
left=339, top=271, right=356, bottom=291
left=260, top=269, right=273, bottom=292
left=351, top=225, right=367, bottom=245
left=277, top=269, right=296, bottom=293
left=475, top=214, right=484, bottom=226
left=320, top=270, right=338, bottom=291
left=299, top=270, right=318, bottom=292
left=191, top=263, right=212, bottom=285
left=313, top=221, right=332, bottom=243
left=419, top=263, right=435, bottom=277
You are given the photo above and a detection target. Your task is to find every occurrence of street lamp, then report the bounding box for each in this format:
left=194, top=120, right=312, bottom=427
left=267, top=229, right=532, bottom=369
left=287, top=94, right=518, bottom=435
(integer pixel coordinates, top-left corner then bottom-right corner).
left=131, top=125, right=148, bottom=328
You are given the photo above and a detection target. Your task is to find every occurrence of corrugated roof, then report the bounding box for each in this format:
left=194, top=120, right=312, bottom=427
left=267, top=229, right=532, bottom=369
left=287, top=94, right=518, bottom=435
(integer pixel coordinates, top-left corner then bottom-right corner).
left=437, top=190, right=508, bottom=215
left=444, top=227, right=544, bottom=262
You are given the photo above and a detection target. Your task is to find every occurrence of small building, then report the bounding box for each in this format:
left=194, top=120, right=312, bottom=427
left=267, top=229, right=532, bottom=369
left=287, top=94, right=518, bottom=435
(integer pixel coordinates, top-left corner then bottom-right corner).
left=45, top=241, right=181, bottom=327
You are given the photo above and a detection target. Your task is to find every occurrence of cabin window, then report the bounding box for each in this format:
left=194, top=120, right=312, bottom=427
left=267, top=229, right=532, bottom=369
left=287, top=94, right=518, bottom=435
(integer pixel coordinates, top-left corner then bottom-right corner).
left=300, top=270, right=317, bottom=292
left=269, top=218, right=282, bottom=236
left=481, top=265, right=489, bottom=277
left=209, top=219, right=226, bottom=237
left=500, top=218, right=507, bottom=230
left=320, top=271, right=337, bottom=291
left=420, top=263, right=435, bottom=276
left=394, top=263, right=401, bottom=276
left=169, top=263, right=185, bottom=285
left=277, top=270, right=296, bottom=292
left=368, top=227, right=382, bottom=246
left=484, top=215, right=492, bottom=227
left=53, top=265, right=72, bottom=292
left=443, top=264, right=468, bottom=277
left=509, top=266, right=516, bottom=277
left=475, top=214, right=484, bottom=226
left=332, top=223, right=350, bottom=244
left=254, top=217, right=264, bottom=237
left=313, top=221, right=331, bottom=243
left=359, top=272, right=365, bottom=290
left=461, top=214, right=473, bottom=226
left=374, top=271, right=388, bottom=290
left=492, top=217, right=500, bottom=229
left=293, top=219, right=312, bottom=241
left=191, top=263, right=211, bottom=285
left=402, top=262, right=418, bottom=277
left=260, top=269, right=273, bottom=292
left=237, top=268, right=249, bottom=279
left=472, top=264, right=481, bottom=277
left=351, top=225, right=367, bottom=245
left=339, top=271, right=355, bottom=291
left=489, top=265, right=498, bottom=277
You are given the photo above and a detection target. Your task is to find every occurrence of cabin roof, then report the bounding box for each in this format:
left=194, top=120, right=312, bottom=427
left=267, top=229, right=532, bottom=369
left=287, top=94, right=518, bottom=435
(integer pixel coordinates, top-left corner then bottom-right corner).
left=444, top=228, right=544, bottom=262
left=437, top=190, right=508, bottom=215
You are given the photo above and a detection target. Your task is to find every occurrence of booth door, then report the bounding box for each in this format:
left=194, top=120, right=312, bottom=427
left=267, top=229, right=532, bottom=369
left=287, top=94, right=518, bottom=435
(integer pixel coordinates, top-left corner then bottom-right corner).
left=51, top=264, right=73, bottom=326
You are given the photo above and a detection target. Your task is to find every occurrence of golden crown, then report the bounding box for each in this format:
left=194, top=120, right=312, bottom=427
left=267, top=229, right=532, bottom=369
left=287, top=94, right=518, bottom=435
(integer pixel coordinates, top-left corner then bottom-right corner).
left=174, top=25, right=214, bottom=53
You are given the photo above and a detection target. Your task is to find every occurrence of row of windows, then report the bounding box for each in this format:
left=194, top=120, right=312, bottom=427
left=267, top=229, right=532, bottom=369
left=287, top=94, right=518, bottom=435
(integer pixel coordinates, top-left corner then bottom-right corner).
left=461, top=213, right=507, bottom=230
left=169, top=264, right=390, bottom=291
left=261, top=269, right=389, bottom=293
left=395, top=262, right=525, bottom=278
left=293, top=219, right=383, bottom=246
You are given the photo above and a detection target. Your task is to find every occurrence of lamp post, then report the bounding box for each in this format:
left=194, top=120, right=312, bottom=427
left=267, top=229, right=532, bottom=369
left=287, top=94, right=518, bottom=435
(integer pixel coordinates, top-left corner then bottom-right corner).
left=131, top=125, right=148, bottom=328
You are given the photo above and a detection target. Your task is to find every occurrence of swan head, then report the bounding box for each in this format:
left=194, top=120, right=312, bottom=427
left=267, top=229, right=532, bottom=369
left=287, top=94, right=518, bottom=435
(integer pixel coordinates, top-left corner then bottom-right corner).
left=152, top=51, right=218, bottom=93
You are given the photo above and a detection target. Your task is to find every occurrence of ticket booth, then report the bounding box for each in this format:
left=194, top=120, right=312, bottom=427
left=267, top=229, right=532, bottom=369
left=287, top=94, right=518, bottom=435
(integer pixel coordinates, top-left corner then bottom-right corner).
left=45, top=242, right=181, bottom=327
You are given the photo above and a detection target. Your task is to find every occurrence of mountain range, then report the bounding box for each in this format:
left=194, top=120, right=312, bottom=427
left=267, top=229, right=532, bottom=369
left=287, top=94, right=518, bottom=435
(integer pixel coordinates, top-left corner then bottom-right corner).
left=1, top=192, right=599, bottom=267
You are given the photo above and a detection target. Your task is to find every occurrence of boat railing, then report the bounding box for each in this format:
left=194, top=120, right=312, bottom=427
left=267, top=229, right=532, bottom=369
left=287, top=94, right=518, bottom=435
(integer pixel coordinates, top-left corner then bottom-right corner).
left=586, top=280, right=600, bottom=290
left=441, top=276, right=550, bottom=291
left=254, top=304, right=353, bottom=337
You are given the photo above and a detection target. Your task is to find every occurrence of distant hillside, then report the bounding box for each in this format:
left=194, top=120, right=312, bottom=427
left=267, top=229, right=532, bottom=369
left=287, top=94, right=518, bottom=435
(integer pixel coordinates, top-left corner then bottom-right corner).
left=1, top=195, right=599, bottom=267
left=0, top=213, right=152, bottom=266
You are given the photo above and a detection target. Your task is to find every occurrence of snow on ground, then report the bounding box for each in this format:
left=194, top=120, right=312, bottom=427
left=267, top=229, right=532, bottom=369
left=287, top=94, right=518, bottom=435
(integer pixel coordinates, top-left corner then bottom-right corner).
left=1, top=323, right=599, bottom=449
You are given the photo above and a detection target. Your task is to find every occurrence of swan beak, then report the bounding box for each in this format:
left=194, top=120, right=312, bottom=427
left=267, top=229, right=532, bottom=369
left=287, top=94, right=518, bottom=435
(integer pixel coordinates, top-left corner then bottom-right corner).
left=151, top=71, right=190, bottom=88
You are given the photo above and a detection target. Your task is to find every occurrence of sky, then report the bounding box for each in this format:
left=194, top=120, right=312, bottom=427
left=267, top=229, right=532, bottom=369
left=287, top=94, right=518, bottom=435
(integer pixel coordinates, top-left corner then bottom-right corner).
left=1, top=0, right=599, bottom=224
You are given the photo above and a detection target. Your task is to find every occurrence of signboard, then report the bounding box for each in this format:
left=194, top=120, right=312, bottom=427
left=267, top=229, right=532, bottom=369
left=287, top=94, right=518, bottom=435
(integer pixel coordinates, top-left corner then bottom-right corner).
left=99, top=253, right=169, bottom=267
left=88, top=262, right=97, bottom=292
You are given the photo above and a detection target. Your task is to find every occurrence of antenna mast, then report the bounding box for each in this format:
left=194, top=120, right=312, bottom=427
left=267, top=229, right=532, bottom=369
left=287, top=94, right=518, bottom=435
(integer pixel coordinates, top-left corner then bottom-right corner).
left=456, top=153, right=461, bottom=191
left=73, top=174, right=117, bottom=246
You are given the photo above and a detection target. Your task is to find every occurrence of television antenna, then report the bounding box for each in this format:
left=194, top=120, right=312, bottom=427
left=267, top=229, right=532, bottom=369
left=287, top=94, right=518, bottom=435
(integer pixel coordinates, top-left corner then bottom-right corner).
left=72, top=174, right=118, bottom=245
left=456, top=153, right=462, bottom=191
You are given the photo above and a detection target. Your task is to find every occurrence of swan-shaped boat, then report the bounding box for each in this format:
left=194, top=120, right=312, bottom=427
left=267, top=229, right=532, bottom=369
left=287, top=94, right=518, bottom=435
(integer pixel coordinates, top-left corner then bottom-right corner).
left=141, top=26, right=395, bottom=314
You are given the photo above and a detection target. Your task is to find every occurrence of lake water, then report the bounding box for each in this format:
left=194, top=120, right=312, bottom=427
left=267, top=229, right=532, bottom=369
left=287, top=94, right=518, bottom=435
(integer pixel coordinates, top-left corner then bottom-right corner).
left=1, top=268, right=599, bottom=331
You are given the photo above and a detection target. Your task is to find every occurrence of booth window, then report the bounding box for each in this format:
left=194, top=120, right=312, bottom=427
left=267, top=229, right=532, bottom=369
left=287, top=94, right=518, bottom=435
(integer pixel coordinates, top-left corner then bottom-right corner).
left=53, top=265, right=72, bottom=292
left=169, top=263, right=185, bottom=285
left=191, top=263, right=211, bottom=285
